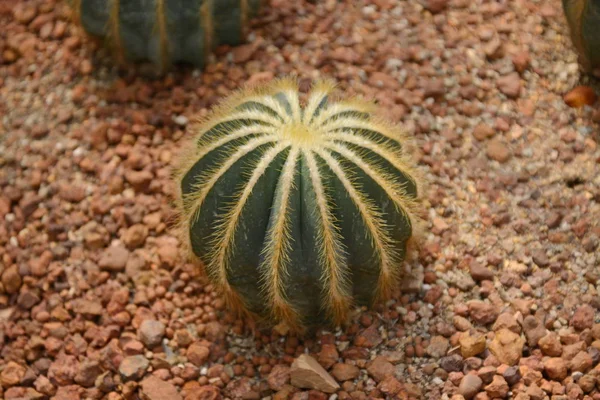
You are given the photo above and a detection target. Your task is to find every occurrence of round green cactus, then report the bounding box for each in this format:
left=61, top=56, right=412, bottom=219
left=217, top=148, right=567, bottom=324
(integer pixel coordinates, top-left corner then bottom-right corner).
left=175, top=79, right=424, bottom=331
left=563, top=0, right=600, bottom=74
left=71, top=0, right=263, bottom=70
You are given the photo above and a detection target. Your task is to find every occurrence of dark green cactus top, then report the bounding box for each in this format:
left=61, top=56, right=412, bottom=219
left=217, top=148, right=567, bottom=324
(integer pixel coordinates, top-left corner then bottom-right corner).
left=175, top=79, right=424, bottom=331
left=72, top=0, right=262, bottom=69
left=563, top=0, right=600, bottom=72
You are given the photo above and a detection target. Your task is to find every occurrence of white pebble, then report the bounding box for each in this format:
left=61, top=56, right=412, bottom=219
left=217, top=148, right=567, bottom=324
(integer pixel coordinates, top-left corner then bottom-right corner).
left=173, top=115, right=189, bottom=126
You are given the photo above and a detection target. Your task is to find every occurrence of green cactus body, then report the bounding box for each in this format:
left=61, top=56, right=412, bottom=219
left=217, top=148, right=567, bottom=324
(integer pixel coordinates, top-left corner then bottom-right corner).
left=175, top=79, right=424, bottom=331
left=563, top=0, right=600, bottom=72
left=71, top=0, right=261, bottom=70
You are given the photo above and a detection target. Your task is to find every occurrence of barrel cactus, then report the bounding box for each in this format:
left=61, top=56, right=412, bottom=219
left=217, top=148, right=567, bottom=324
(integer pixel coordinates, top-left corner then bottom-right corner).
left=563, top=0, right=600, bottom=75
left=71, top=0, right=263, bottom=70
left=174, top=79, right=424, bottom=331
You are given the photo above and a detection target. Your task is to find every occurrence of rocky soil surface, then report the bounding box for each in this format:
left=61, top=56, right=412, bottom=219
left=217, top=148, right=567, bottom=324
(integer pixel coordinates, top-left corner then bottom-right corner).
left=1, top=0, right=600, bottom=399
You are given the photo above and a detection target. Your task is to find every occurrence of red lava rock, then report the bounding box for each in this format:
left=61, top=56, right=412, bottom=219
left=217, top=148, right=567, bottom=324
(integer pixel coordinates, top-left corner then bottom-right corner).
left=318, top=344, right=339, bottom=370
left=427, top=335, right=450, bottom=358
left=79, top=59, right=93, bottom=75
left=486, top=139, right=511, bottom=163
left=53, top=20, right=67, bottom=38
left=562, top=341, right=586, bottom=361
left=34, top=375, right=56, bottom=396
left=546, top=212, right=562, bottom=229
left=13, top=3, right=37, bottom=24
left=125, top=169, right=154, bottom=192
left=175, top=330, right=194, bottom=348
left=72, top=299, right=103, bottom=316
left=140, top=376, right=182, bottom=400
left=187, top=343, right=211, bottom=367
left=497, top=72, right=521, bottom=98
left=538, top=333, right=562, bottom=357
left=578, top=374, right=597, bottom=393
left=469, top=261, right=494, bottom=281
left=232, top=44, right=255, bottom=63
left=423, top=285, right=443, bottom=304
left=570, top=351, right=593, bottom=373
left=543, top=357, right=567, bottom=381
left=423, top=78, right=445, bottom=99
left=331, top=363, right=359, bottom=382
left=524, top=384, right=545, bottom=400
left=157, top=242, right=179, bottom=267
left=132, top=307, right=156, bottom=329
left=204, top=321, right=226, bottom=342
left=492, top=313, right=520, bottom=334
left=0, top=361, right=26, bottom=387
left=468, top=301, right=499, bottom=325
left=2, top=265, right=22, bottom=294
left=0, top=196, right=10, bottom=218
left=457, top=374, right=483, bottom=399
left=39, top=21, right=53, bottom=39
left=484, top=38, right=504, bottom=60
left=521, top=315, right=547, bottom=347
left=186, top=385, right=222, bottom=400
left=485, top=375, right=509, bottom=398
left=329, top=47, right=359, bottom=63
left=122, top=224, right=149, bottom=249
left=488, top=329, right=525, bottom=366
left=423, top=0, right=449, bottom=13
left=138, top=319, right=165, bottom=348
left=368, top=72, right=400, bottom=90
left=123, top=340, right=144, bottom=355
left=31, top=125, right=49, bottom=139
left=440, top=354, right=464, bottom=373
left=476, top=366, right=495, bottom=384
left=19, top=193, right=42, bottom=217
left=4, top=387, right=45, bottom=400
left=564, top=86, right=597, bottom=108
left=74, top=360, right=101, bottom=388
left=267, top=365, right=291, bottom=391
left=377, top=375, right=404, bottom=396
left=98, top=246, right=130, bottom=272
left=225, top=377, right=260, bottom=399
left=247, top=71, right=275, bottom=86
left=89, top=122, right=108, bottom=148
left=512, top=50, right=531, bottom=73
left=571, top=304, right=595, bottom=330
left=366, top=356, right=395, bottom=382
left=95, top=372, right=116, bottom=393
left=48, top=354, right=78, bottom=386
left=119, top=355, right=150, bottom=381
left=353, top=324, right=382, bottom=348
left=341, top=346, right=369, bottom=361
left=2, top=48, right=19, bottom=64
left=453, top=316, right=472, bottom=332
left=59, top=183, right=87, bottom=203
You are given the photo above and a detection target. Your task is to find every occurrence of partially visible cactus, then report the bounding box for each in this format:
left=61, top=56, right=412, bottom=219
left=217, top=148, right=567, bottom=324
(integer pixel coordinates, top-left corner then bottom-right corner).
left=71, top=0, right=263, bottom=70
left=563, top=0, right=600, bottom=75
left=174, top=79, right=424, bottom=331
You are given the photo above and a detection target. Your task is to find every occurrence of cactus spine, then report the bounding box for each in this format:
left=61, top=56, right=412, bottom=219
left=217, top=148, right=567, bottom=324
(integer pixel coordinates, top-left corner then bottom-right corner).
left=175, top=79, right=424, bottom=331
left=71, top=0, right=262, bottom=70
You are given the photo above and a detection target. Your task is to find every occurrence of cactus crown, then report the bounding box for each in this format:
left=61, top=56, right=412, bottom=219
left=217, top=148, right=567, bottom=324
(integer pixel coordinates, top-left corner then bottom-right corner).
left=174, top=78, right=424, bottom=332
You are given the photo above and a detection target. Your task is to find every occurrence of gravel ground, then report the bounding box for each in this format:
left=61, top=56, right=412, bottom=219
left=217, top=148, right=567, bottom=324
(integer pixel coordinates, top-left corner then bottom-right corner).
left=1, top=0, right=600, bottom=399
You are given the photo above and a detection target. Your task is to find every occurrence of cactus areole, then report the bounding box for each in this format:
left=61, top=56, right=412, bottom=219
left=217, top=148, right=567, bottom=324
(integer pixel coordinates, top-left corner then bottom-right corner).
left=175, top=79, right=424, bottom=331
